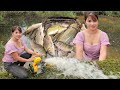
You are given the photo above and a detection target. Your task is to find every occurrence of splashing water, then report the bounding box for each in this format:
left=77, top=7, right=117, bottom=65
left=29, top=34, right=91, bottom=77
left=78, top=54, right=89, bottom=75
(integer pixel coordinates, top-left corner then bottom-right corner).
left=44, top=57, right=118, bottom=79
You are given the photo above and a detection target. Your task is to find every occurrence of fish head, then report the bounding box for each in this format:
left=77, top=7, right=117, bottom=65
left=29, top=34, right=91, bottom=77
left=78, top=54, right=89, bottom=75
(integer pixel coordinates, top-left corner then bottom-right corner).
left=47, top=47, right=56, bottom=56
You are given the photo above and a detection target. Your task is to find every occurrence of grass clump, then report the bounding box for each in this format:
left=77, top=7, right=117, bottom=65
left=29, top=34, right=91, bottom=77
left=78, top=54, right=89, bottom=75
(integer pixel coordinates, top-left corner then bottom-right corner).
left=97, top=59, right=120, bottom=76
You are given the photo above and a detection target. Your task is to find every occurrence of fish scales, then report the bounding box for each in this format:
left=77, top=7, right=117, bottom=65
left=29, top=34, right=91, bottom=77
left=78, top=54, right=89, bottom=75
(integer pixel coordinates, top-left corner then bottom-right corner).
left=57, top=26, right=79, bottom=44
left=43, top=35, right=56, bottom=56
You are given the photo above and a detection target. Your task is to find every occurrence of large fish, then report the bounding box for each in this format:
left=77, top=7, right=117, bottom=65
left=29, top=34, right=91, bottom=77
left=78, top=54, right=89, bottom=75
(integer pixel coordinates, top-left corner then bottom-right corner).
left=57, top=23, right=68, bottom=33
left=57, top=49, right=68, bottom=57
left=57, top=23, right=79, bottom=44
left=23, top=23, right=42, bottom=35
left=70, top=23, right=79, bottom=30
left=55, top=41, right=74, bottom=52
left=47, top=24, right=58, bottom=35
left=35, top=25, right=45, bottom=46
left=67, top=51, right=76, bottom=58
left=76, top=19, right=81, bottom=28
left=52, top=33, right=63, bottom=43
left=43, top=35, right=56, bottom=56
left=61, top=23, right=69, bottom=28
left=47, top=23, right=68, bottom=35
left=29, top=39, right=47, bottom=58
left=29, top=28, right=38, bottom=39
left=26, top=30, right=33, bottom=38
left=80, top=24, right=86, bottom=31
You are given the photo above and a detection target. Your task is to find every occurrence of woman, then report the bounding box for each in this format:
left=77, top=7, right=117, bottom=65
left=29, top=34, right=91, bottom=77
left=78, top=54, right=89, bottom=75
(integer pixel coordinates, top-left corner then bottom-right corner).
left=2, top=26, right=42, bottom=79
left=73, top=11, right=110, bottom=61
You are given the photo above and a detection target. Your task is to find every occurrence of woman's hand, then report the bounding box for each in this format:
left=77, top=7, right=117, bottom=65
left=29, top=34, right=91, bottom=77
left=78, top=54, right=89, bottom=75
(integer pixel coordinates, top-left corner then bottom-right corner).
left=25, top=47, right=43, bottom=57
left=33, top=52, right=43, bottom=57
left=27, top=55, right=37, bottom=62
left=35, top=53, right=43, bottom=57
left=27, top=53, right=43, bottom=62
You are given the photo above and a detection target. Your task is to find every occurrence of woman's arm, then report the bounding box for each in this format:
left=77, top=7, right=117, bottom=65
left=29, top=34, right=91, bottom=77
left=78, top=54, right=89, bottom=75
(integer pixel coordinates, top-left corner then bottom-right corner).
left=75, top=44, right=83, bottom=60
left=24, top=47, right=42, bottom=57
left=99, top=45, right=108, bottom=61
left=10, top=52, right=35, bottom=62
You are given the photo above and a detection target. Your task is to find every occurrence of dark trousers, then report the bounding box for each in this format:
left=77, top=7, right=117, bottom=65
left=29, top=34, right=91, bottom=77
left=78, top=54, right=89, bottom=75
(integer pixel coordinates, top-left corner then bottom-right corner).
left=4, top=53, right=32, bottom=79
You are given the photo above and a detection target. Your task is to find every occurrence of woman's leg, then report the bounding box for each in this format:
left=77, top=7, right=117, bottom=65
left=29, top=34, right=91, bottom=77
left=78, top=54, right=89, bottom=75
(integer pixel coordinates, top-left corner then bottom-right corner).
left=3, top=53, right=32, bottom=79
left=18, top=52, right=32, bottom=66
left=4, top=62, right=28, bottom=79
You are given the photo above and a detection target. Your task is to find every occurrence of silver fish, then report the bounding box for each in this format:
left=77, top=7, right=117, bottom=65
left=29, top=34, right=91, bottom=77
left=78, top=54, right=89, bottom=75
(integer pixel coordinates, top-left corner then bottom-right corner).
left=47, top=23, right=67, bottom=35
left=55, top=41, right=73, bottom=52
left=43, top=35, right=55, bottom=56
left=57, top=49, right=68, bottom=57
left=47, top=24, right=59, bottom=35
left=23, top=23, right=42, bottom=35
left=30, top=39, right=46, bottom=58
left=28, top=28, right=38, bottom=39
left=57, top=23, right=79, bottom=44
left=80, top=24, right=86, bottom=31
left=52, top=33, right=63, bottom=42
left=76, top=19, right=81, bottom=28
left=35, top=25, right=45, bottom=46
left=70, top=23, right=79, bottom=29
left=67, top=51, right=75, bottom=58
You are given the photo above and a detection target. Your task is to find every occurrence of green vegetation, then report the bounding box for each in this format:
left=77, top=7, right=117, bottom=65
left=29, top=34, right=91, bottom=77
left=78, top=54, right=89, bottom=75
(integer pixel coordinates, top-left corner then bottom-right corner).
left=97, top=59, right=120, bottom=76
left=0, top=41, right=5, bottom=60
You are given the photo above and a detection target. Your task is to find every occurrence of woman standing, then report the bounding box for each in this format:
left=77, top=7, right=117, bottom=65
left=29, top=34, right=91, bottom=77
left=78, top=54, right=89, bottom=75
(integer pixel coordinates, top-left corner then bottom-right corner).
left=73, top=11, right=110, bottom=61
left=2, top=26, right=42, bottom=79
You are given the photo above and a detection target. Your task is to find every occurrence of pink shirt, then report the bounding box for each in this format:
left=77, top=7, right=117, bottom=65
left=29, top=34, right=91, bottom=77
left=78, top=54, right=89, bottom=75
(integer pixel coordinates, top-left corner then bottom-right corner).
left=73, top=31, right=110, bottom=60
left=2, top=39, right=26, bottom=62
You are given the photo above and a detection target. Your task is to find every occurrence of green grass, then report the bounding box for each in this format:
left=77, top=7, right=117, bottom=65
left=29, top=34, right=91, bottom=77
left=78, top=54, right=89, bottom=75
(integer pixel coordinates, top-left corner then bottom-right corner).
left=97, top=59, right=120, bottom=76
left=0, top=41, right=5, bottom=61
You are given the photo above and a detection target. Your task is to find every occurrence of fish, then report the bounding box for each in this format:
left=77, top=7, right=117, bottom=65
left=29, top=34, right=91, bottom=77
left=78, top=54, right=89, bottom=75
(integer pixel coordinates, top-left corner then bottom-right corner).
left=29, top=39, right=47, bottom=58
left=67, top=51, right=76, bottom=58
left=57, top=23, right=79, bottom=44
left=70, top=23, right=79, bottom=30
left=43, top=35, right=56, bottom=56
left=35, top=25, right=45, bottom=46
left=23, top=30, right=32, bottom=37
left=57, top=23, right=68, bottom=33
left=57, top=49, right=68, bottom=57
left=47, top=23, right=67, bottom=35
left=61, top=23, right=69, bottom=28
left=55, top=41, right=74, bottom=52
left=52, top=33, right=62, bottom=42
left=47, top=24, right=58, bottom=35
left=80, top=24, right=86, bottom=31
left=29, top=28, right=38, bottom=39
left=23, top=23, right=42, bottom=35
left=76, top=19, right=81, bottom=28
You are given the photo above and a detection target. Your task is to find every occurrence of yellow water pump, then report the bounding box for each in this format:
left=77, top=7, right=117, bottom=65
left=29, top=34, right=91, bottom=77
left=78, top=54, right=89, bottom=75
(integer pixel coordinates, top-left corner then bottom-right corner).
left=32, top=57, right=41, bottom=73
